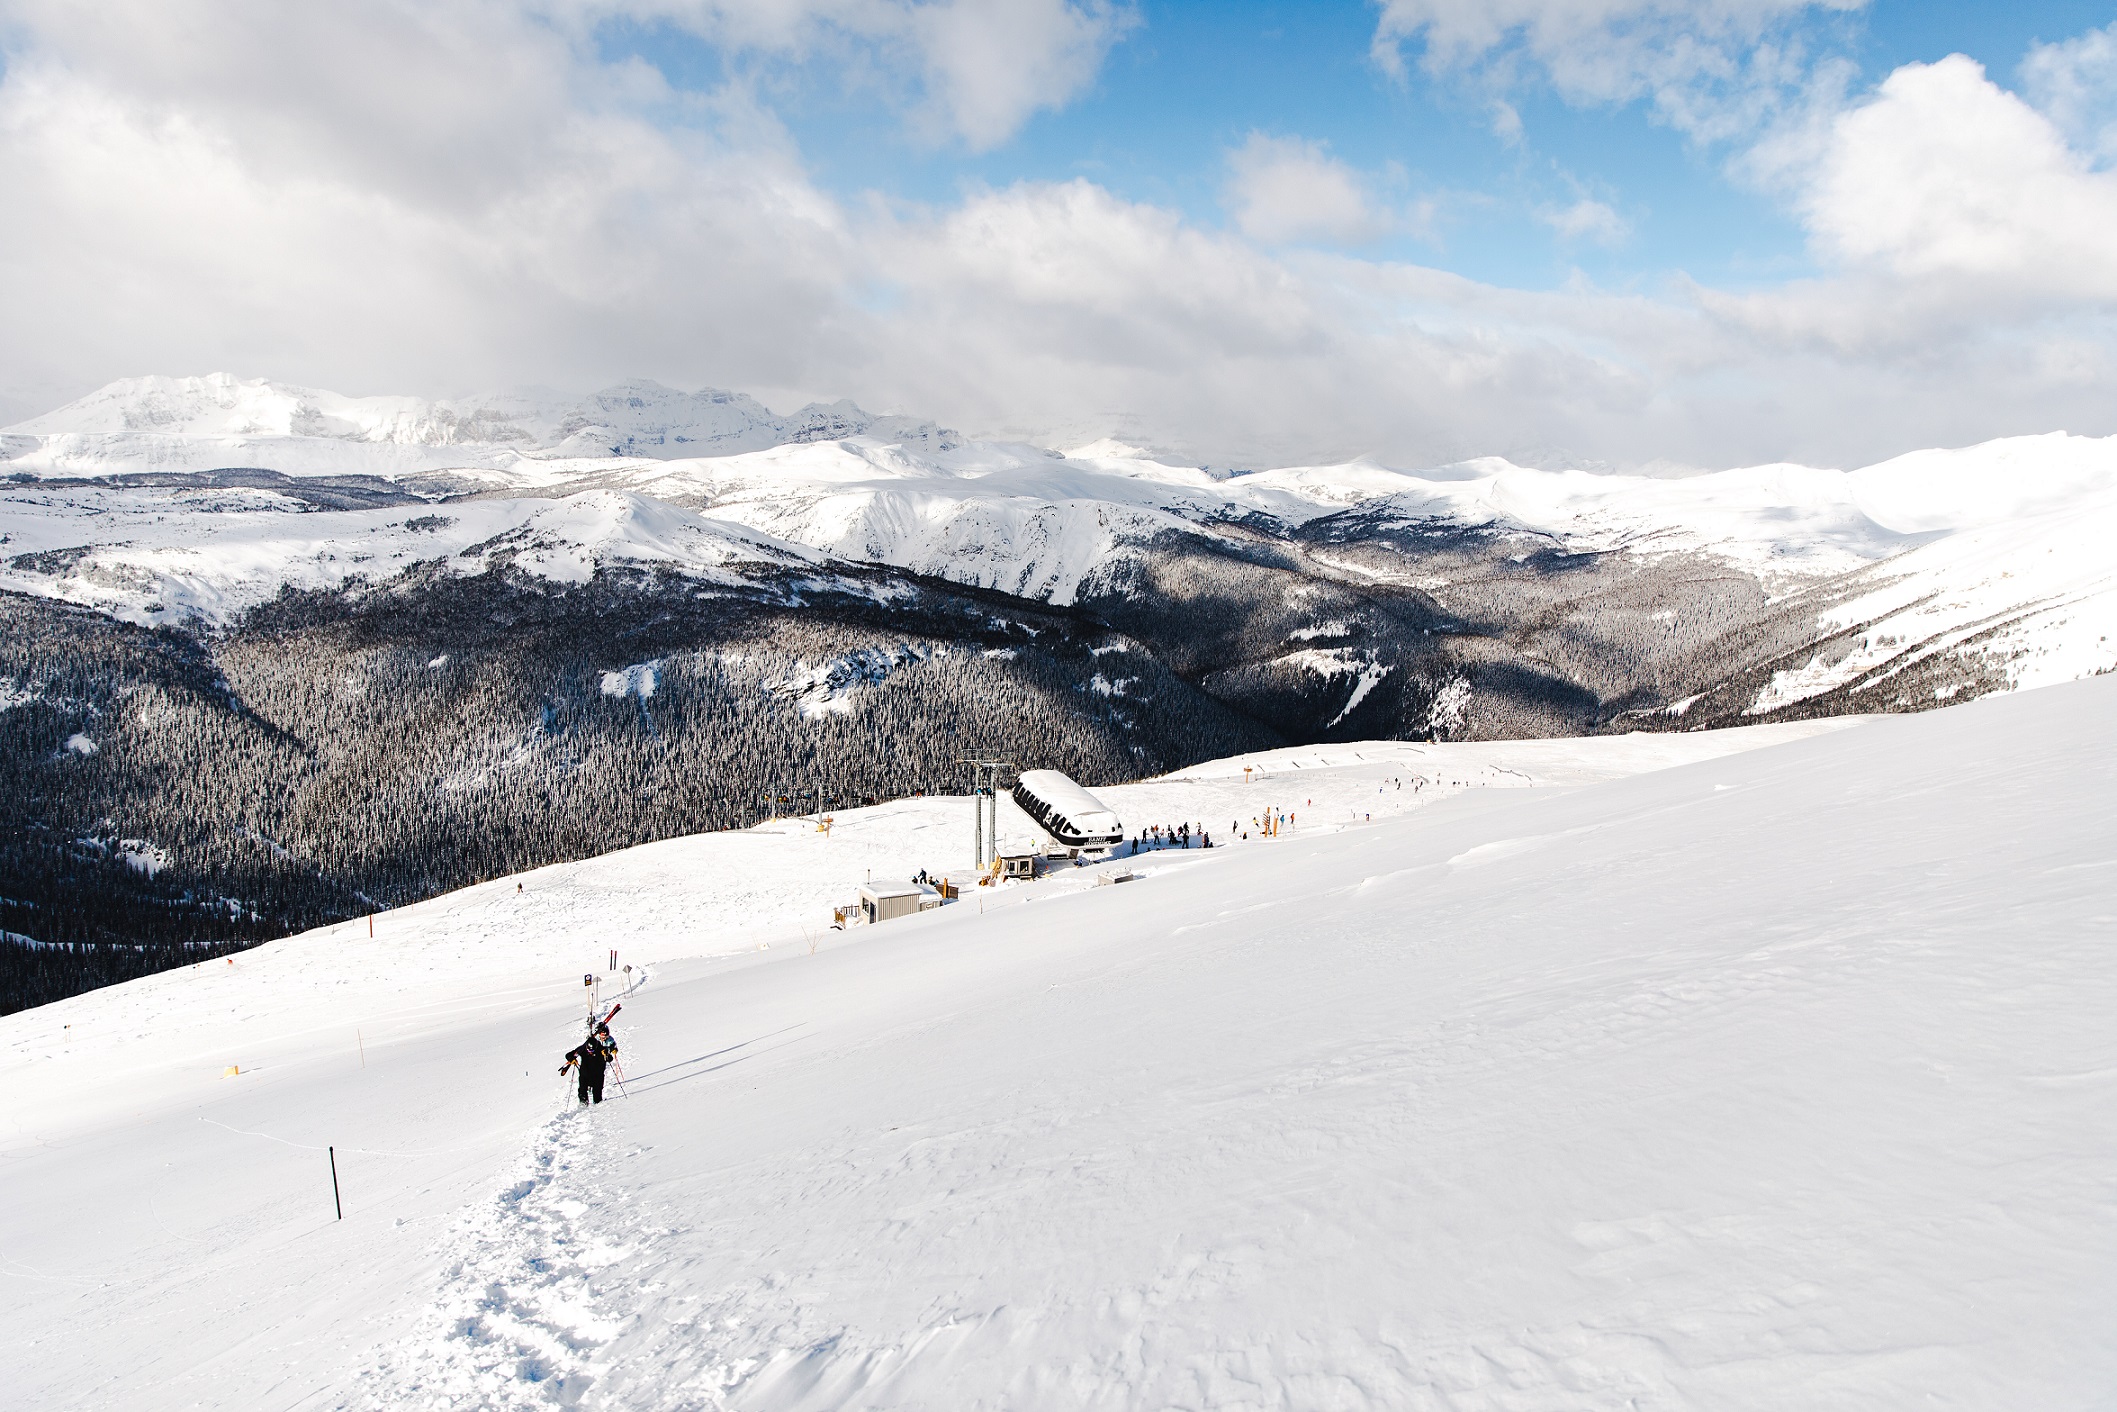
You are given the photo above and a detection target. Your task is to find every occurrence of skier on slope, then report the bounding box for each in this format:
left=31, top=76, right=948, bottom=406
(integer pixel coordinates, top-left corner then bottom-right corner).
left=561, top=1023, right=618, bottom=1105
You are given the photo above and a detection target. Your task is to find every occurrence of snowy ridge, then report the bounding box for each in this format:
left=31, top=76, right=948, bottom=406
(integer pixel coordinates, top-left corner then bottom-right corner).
left=1747, top=487, right=2117, bottom=713
left=10, top=374, right=2117, bottom=710
left=609, top=432, right=2117, bottom=706
left=5, top=373, right=543, bottom=441
left=0, top=485, right=832, bottom=625
left=15, top=375, right=2117, bottom=554
left=580, top=440, right=1927, bottom=587
left=0, top=373, right=955, bottom=473
left=1845, top=430, right=2117, bottom=532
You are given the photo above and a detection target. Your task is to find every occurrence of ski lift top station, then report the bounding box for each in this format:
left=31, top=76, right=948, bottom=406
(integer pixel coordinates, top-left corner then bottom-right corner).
left=1011, top=769, right=1125, bottom=853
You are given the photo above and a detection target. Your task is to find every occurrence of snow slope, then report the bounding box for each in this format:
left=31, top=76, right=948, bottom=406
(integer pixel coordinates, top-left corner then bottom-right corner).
left=1747, top=486, right=2117, bottom=713
left=0, top=482, right=836, bottom=625
left=1847, top=429, right=2117, bottom=532
left=9, top=691, right=2117, bottom=1407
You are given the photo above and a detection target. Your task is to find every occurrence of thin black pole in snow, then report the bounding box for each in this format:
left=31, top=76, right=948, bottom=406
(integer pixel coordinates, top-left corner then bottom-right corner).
left=329, top=1146, right=343, bottom=1220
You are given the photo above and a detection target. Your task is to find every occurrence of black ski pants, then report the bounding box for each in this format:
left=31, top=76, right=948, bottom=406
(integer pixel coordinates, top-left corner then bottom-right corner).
left=578, top=1068, right=605, bottom=1104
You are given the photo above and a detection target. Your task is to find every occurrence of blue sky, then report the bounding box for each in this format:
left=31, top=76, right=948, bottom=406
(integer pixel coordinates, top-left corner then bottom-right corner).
left=599, top=1, right=2117, bottom=295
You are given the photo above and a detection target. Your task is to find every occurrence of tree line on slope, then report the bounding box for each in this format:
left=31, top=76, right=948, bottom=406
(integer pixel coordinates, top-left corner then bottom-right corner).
left=0, top=565, right=1276, bottom=1012
left=1077, top=512, right=2005, bottom=741
left=1, top=504, right=2016, bottom=1013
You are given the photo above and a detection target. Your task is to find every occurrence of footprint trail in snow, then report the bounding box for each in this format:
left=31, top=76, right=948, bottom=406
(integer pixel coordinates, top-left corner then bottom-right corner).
left=352, top=1109, right=646, bottom=1410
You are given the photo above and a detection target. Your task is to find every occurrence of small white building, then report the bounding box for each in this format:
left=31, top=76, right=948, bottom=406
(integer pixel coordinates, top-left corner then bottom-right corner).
left=858, top=882, right=943, bottom=924
left=996, top=834, right=1042, bottom=880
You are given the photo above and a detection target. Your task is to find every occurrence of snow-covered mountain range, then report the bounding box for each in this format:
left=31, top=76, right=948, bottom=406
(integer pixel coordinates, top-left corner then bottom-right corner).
left=0, top=372, right=955, bottom=475
left=6, top=372, right=2116, bottom=726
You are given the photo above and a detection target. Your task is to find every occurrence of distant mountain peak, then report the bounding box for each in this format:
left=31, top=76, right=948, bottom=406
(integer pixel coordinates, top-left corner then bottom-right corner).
left=2, top=373, right=960, bottom=462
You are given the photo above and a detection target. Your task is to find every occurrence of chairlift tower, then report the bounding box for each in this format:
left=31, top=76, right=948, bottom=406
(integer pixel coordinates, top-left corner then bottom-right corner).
left=960, top=758, right=1015, bottom=868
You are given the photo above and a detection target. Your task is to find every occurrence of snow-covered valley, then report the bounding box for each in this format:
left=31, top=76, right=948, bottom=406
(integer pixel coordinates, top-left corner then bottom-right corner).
left=9, top=372, right=2117, bottom=1019
left=5, top=684, right=2112, bottom=1408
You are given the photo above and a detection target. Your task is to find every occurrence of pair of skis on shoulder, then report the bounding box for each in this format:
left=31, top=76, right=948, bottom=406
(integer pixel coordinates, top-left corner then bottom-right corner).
left=559, top=1002, right=628, bottom=1099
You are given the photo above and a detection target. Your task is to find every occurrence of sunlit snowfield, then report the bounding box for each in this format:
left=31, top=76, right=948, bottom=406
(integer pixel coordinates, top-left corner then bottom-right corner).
left=6, top=694, right=2115, bottom=1408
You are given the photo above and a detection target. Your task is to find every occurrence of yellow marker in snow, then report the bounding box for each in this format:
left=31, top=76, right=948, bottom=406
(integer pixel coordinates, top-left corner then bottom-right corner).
left=222, top=1065, right=240, bottom=1078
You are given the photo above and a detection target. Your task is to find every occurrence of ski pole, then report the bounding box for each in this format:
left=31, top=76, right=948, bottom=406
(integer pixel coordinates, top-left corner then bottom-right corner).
left=610, top=1057, right=630, bottom=1098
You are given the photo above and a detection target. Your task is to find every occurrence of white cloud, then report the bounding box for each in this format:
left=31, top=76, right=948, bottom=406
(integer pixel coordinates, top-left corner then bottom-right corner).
left=1, top=1, right=2117, bottom=475
left=1711, top=50, right=2117, bottom=360
left=0, top=15, right=860, bottom=405
left=862, top=178, right=1683, bottom=462
left=1689, top=50, right=2117, bottom=443
left=903, top=0, right=1137, bottom=149
left=1222, top=134, right=1393, bottom=246
left=1372, top=0, right=1865, bottom=142
left=585, top=0, right=1137, bottom=150
left=2022, top=21, right=2117, bottom=164
left=1, top=0, right=1133, bottom=169
left=1538, top=196, right=1629, bottom=245
left=1, top=0, right=590, bottom=205
left=1801, top=56, right=2117, bottom=294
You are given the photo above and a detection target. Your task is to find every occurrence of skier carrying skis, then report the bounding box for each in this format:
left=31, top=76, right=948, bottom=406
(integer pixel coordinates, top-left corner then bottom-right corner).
left=562, top=1024, right=618, bottom=1105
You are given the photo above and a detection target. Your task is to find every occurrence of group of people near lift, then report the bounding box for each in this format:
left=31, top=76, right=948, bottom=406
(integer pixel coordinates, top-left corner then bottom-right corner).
left=1130, top=821, right=1208, bottom=854
left=1231, top=808, right=1295, bottom=840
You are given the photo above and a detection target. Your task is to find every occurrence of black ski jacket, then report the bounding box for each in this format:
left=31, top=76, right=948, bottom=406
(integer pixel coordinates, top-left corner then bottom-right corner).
left=564, top=1036, right=613, bottom=1081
